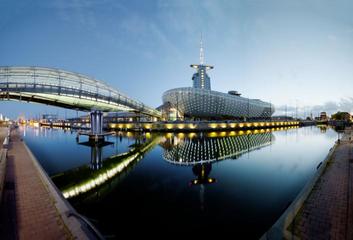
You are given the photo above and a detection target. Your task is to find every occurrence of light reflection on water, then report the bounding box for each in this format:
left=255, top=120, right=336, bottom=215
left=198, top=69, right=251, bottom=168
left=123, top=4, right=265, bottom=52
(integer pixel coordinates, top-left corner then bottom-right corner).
left=21, top=125, right=336, bottom=238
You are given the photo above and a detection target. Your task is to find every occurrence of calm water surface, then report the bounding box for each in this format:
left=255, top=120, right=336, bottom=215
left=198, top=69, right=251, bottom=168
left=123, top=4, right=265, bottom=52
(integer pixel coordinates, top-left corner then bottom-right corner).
left=21, top=126, right=337, bottom=238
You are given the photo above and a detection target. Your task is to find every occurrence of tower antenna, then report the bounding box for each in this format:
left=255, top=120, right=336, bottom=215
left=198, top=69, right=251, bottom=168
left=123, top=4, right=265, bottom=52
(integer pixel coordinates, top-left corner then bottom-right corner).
left=199, top=33, right=204, bottom=65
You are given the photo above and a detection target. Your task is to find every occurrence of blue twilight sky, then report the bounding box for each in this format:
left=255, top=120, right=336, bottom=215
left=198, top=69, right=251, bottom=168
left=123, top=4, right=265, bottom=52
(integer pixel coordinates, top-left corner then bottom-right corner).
left=1, top=0, right=353, bottom=119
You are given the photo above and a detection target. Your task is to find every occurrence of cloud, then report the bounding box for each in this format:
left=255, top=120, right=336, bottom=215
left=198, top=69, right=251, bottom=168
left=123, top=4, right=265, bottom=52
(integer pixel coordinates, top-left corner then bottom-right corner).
left=51, top=0, right=128, bottom=28
left=275, top=98, right=353, bottom=117
left=275, top=105, right=297, bottom=112
left=148, top=23, right=182, bottom=60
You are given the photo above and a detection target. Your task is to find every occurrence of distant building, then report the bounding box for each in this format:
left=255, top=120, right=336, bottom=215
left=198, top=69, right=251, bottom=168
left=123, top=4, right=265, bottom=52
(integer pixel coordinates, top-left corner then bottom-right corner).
left=67, top=115, right=90, bottom=122
left=320, top=112, right=328, bottom=121
left=104, top=112, right=152, bottom=122
left=41, top=114, right=58, bottom=123
left=157, top=102, right=179, bottom=121
left=67, top=112, right=153, bottom=124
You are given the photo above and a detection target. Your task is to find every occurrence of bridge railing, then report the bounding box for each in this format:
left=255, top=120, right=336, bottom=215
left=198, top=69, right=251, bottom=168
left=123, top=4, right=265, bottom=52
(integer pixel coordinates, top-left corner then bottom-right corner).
left=0, top=82, right=160, bottom=116
left=0, top=67, right=161, bottom=117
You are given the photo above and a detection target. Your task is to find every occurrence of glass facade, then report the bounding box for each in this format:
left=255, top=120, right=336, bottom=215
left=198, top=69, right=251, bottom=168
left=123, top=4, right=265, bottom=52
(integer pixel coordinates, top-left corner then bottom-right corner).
left=191, top=64, right=213, bottom=90
left=162, top=44, right=275, bottom=119
left=163, top=87, right=275, bottom=119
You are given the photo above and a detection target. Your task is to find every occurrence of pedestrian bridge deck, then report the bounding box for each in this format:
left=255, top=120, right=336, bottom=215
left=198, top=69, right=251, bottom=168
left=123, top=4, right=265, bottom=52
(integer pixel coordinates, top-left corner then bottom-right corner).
left=0, top=66, right=161, bottom=118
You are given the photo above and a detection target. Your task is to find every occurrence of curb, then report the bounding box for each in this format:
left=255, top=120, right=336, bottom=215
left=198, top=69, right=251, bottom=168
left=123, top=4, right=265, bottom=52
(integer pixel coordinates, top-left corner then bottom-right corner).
left=0, top=148, right=7, bottom=205
left=0, top=127, right=9, bottom=205
left=260, top=139, right=339, bottom=240
left=22, top=137, right=104, bottom=239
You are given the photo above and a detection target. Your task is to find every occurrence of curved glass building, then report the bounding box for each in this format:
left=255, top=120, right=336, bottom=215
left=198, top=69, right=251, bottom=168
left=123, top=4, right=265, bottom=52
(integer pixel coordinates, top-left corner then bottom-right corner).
left=162, top=40, right=275, bottom=120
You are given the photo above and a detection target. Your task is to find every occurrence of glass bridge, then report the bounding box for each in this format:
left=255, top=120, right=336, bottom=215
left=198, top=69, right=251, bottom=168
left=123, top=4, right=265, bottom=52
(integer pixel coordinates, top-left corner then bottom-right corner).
left=0, top=66, right=161, bottom=117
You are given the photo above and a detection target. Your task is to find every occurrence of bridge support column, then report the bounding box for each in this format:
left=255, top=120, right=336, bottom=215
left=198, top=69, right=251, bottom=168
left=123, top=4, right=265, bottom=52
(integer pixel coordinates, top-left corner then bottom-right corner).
left=90, top=144, right=103, bottom=170
left=90, top=110, right=104, bottom=142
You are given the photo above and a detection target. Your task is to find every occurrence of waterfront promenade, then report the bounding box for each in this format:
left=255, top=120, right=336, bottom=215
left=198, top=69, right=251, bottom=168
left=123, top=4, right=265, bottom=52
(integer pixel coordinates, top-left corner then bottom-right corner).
left=264, top=127, right=353, bottom=239
left=290, top=128, right=353, bottom=239
left=0, top=128, right=97, bottom=239
left=0, top=128, right=6, bottom=148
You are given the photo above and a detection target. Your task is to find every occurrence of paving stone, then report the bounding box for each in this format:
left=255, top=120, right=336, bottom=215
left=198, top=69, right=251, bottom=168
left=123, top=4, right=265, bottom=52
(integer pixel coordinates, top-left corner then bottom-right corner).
left=290, top=129, right=353, bottom=240
left=0, top=130, right=71, bottom=239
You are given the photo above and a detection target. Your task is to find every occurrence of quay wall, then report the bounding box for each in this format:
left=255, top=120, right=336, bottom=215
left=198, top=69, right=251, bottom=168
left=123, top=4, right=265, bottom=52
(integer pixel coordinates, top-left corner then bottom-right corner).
left=40, top=120, right=300, bottom=132
left=260, top=128, right=347, bottom=239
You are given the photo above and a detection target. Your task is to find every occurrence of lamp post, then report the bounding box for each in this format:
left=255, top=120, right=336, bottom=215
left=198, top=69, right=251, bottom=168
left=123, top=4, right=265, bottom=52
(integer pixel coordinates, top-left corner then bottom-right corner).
left=337, top=131, right=341, bottom=143
left=247, top=97, right=250, bottom=121
left=176, top=94, right=179, bottom=121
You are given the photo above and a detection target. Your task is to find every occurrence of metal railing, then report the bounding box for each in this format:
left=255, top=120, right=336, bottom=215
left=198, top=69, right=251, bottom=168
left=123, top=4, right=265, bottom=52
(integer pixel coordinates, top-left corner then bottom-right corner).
left=0, top=66, right=161, bottom=117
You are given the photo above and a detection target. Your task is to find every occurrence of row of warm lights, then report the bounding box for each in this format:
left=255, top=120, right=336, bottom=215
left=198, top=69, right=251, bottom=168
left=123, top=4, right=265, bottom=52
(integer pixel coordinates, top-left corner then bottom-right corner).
left=62, top=137, right=160, bottom=198
left=110, top=123, right=137, bottom=129
left=62, top=153, right=140, bottom=198
left=109, top=121, right=299, bottom=130
left=109, top=123, right=197, bottom=130
left=28, top=121, right=40, bottom=127
left=38, top=122, right=72, bottom=126
left=209, top=121, right=299, bottom=129
left=165, top=123, right=197, bottom=129
left=51, top=122, right=71, bottom=126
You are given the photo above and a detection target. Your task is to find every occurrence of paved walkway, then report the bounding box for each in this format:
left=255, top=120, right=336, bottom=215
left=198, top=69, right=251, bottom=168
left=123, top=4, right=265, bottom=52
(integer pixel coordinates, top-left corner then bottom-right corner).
left=289, top=128, right=353, bottom=239
left=0, top=130, right=71, bottom=239
left=0, top=127, right=7, bottom=148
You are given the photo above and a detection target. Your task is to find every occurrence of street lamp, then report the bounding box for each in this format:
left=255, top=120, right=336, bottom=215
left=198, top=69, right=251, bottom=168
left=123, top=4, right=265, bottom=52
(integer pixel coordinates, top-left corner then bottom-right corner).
left=269, top=101, right=272, bottom=122
left=337, top=131, right=341, bottom=143
left=247, top=97, right=250, bottom=120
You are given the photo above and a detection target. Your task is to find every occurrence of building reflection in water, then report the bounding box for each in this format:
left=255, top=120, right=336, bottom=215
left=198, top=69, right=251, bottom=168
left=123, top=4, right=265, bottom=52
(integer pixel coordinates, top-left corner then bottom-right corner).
left=78, top=140, right=113, bottom=170
left=54, top=128, right=294, bottom=199
left=317, top=124, right=328, bottom=133
left=160, top=130, right=276, bottom=210
left=191, top=163, right=215, bottom=211
left=54, top=132, right=160, bottom=199
left=78, top=131, right=154, bottom=171
left=190, top=163, right=215, bottom=186
left=90, top=144, right=103, bottom=170
left=161, top=130, right=275, bottom=166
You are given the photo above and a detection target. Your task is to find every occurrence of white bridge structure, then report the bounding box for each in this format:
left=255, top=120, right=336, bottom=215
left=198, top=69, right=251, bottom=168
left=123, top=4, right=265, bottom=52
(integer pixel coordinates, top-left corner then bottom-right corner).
left=0, top=66, right=161, bottom=138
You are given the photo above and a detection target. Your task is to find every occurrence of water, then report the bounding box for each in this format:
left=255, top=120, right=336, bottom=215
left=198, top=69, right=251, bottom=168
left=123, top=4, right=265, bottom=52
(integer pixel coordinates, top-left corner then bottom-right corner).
left=21, top=125, right=337, bottom=238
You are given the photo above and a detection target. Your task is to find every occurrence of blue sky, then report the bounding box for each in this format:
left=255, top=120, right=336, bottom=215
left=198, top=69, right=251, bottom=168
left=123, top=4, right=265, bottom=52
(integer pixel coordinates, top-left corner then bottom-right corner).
left=1, top=0, right=353, bottom=118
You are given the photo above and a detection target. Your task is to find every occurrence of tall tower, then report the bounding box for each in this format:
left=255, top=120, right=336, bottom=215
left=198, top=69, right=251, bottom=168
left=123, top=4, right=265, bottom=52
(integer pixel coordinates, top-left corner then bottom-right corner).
left=190, top=35, right=214, bottom=90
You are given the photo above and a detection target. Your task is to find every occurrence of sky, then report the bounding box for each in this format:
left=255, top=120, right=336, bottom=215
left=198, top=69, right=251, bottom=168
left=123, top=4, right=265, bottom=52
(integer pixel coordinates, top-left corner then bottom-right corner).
left=1, top=0, right=353, bottom=119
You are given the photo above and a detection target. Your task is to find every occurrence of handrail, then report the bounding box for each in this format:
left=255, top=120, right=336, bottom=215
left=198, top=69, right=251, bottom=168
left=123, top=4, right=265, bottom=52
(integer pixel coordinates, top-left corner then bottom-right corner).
left=0, top=66, right=161, bottom=117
